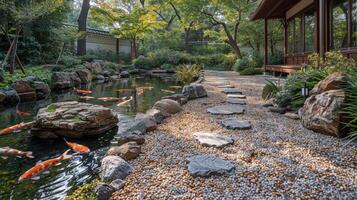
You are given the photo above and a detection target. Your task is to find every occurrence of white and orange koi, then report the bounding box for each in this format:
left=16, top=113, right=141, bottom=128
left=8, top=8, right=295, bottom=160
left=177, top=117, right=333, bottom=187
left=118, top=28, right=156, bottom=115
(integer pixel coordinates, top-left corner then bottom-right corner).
left=16, top=110, right=31, bottom=117
left=0, top=147, right=34, bottom=159
left=75, top=88, right=92, bottom=95
left=117, top=88, right=136, bottom=92
left=136, top=86, right=153, bottom=90
left=161, top=89, right=175, bottom=94
left=0, top=122, right=34, bottom=136
left=64, top=139, right=90, bottom=153
left=18, top=150, right=72, bottom=182
left=79, top=96, right=95, bottom=100
left=117, top=96, right=133, bottom=107
left=97, top=97, right=121, bottom=102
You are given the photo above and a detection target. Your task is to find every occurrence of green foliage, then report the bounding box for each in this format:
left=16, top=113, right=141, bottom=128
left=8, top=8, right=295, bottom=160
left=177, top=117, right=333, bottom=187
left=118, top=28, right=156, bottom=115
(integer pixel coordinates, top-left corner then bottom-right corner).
left=239, top=67, right=263, bottom=75
left=176, top=64, right=202, bottom=85
left=274, top=69, right=328, bottom=109
left=190, top=44, right=232, bottom=55
left=233, top=53, right=264, bottom=72
left=342, top=69, right=357, bottom=141
left=161, top=63, right=176, bottom=70
left=66, top=179, right=100, bottom=200
left=308, top=51, right=357, bottom=74
left=262, top=80, right=281, bottom=100
left=133, top=56, right=154, bottom=70
left=58, top=55, right=83, bottom=69
left=46, top=105, right=57, bottom=113
left=86, top=49, right=131, bottom=64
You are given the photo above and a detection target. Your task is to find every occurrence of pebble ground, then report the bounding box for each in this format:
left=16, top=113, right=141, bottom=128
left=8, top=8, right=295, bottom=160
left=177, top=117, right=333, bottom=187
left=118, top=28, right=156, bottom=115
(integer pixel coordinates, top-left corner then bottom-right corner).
left=112, top=71, right=357, bottom=200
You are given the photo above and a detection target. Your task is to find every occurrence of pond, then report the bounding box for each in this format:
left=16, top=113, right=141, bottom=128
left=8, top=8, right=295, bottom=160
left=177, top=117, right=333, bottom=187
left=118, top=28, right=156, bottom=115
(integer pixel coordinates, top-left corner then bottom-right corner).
left=0, top=75, right=180, bottom=200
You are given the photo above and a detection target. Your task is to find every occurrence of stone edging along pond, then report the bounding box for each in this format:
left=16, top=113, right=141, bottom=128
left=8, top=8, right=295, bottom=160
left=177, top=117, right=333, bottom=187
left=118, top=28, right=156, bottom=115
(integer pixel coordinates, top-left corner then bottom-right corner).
left=93, top=72, right=207, bottom=199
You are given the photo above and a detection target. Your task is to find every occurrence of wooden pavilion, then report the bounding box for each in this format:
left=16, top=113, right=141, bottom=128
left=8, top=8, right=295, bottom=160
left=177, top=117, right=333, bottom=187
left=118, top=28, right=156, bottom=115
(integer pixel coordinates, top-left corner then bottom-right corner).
left=251, top=0, right=357, bottom=73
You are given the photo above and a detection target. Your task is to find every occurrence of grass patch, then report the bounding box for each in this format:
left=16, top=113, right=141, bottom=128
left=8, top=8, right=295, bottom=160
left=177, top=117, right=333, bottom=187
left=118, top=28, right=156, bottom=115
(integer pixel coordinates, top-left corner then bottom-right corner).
left=46, top=105, right=57, bottom=113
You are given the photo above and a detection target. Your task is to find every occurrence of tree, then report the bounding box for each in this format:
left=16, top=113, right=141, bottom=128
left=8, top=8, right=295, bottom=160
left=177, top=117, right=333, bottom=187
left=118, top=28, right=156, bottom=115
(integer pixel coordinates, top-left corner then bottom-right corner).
left=77, top=0, right=90, bottom=56
left=91, top=1, right=163, bottom=58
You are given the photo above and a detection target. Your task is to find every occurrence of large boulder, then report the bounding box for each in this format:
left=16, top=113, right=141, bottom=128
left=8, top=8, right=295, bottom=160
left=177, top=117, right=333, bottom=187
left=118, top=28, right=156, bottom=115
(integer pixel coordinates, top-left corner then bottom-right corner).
left=31, top=101, right=119, bottom=139
left=113, top=132, right=145, bottom=146
left=95, top=183, right=115, bottom=200
left=0, top=92, right=6, bottom=103
left=299, top=89, right=346, bottom=138
left=86, top=61, right=103, bottom=74
left=100, top=155, right=133, bottom=182
left=12, top=80, right=37, bottom=102
left=135, top=113, right=157, bottom=132
left=153, top=99, right=182, bottom=116
left=162, top=94, right=188, bottom=105
left=52, top=72, right=81, bottom=90
left=106, top=142, right=141, bottom=160
left=145, top=108, right=166, bottom=124
left=33, top=81, right=51, bottom=100
left=0, top=88, right=20, bottom=105
left=76, top=68, right=92, bottom=84
left=120, top=71, right=130, bottom=78
left=310, top=72, right=347, bottom=95
left=182, top=83, right=207, bottom=100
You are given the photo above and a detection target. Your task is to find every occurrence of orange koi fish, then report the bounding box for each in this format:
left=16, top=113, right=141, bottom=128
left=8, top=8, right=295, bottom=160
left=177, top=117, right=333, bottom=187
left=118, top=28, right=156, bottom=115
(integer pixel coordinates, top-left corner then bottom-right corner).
left=18, top=150, right=72, bottom=182
left=117, top=88, right=136, bottom=92
left=79, top=96, right=95, bottom=100
left=64, top=139, right=90, bottom=153
left=97, top=97, right=121, bottom=102
left=0, top=147, right=34, bottom=159
left=161, top=89, right=175, bottom=94
left=75, top=88, right=92, bottom=95
left=117, top=96, right=133, bottom=107
left=0, top=122, right=34, bottom=136
left=169, top=86, right=182, bottom=90
left=16, top=110, right=31, bottom=117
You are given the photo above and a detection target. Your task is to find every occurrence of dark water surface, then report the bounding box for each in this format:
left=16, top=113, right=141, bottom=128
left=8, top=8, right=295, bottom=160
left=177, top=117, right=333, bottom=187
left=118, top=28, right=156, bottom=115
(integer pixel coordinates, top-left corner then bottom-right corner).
left=0, top=75, right=180, bottom=200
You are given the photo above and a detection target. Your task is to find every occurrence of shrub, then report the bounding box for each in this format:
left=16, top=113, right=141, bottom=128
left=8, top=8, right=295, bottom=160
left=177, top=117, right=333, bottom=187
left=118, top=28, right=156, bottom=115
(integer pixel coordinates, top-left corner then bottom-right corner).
left=190, top=43, right=232, bottom=55
left=161, top=63, right=176, bottom=70
left=239, top=67, right=263, bottom=75
left=262, top=80, right=281, bottom=100
left=59, top=55, right=83, bottom=68
left=342, top=69, right=357, bottom=141
left=133, top=56, right=154, bottom=69
left=308, top=51, right=356, bottom=74
left=176, top=64, right=202, bottom=85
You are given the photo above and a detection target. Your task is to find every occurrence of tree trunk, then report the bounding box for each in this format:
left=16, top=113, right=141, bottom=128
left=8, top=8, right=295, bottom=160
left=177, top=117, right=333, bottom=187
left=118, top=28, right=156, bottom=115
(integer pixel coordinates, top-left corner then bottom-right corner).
left=184, top=28, right=191, bottom=52
left=77, top=0, right=90, bottom=56
left=132, top=38, right=138, bottom=59
left=222, top=23, right=241, bottom=58
left=9, top=27, right=21, bottom=74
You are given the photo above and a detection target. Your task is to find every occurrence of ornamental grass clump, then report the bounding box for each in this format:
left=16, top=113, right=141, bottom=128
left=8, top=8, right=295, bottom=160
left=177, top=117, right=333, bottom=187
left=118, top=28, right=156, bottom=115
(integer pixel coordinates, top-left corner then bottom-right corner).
left=342, top=69, right=357, bottom=141
left=176, top=64, right=202, bottom=85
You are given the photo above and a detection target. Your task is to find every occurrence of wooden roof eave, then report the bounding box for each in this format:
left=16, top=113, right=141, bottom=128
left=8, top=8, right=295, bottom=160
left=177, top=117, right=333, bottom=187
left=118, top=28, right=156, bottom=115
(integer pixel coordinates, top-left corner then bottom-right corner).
left=250, top=0, right=301, bottom=21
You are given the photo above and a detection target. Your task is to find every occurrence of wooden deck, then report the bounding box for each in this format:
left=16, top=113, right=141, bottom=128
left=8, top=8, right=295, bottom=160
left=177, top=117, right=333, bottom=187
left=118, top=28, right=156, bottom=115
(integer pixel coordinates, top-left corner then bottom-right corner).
left=265, top=65, right=302, bottom=74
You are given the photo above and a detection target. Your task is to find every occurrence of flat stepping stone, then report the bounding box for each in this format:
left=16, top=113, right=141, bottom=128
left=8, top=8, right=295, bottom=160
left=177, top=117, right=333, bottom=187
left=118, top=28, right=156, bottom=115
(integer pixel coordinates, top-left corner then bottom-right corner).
left=207, top=105, right=245, bottom=115
left=227, top=94, right=246, bottom=99
left=223, top=88, right=242, bottom=94
left=226, top=98, right=246, bottom=105
left=193, top=132, right=234, bottom=148
left=217, top=85, right=235, bottom=88
left=187, top=154, right=235, bottom=177
left=284, top=112, right=300, bottom=120
left=221, top=118, right=252, bottom=130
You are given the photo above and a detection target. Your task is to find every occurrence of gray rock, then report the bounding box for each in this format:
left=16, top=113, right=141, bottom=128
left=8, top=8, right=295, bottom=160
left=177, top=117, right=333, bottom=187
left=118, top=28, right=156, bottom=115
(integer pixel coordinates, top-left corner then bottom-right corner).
left=33, top=81, right=51, bottom=100
left=285, top=112, right=300, bottom=120
left=0, top=92, right=5, bottom=103
left=117, top=118, right=147, bottom=135
left=11, top=80, right=36, bottom=102
left=100, top=155, right=133, bottom=182
left=110, top=75, right=120, bottom=80
left=86, top=61, right=103, bottom=74
left=207, top=105, right=245, bottom=115
left=95, top=75, right=105, bottom=81
left=162, top=94, right=188, bottom=105
left=262, top=102, right=274, bottom=107
left=182, top=83, right=208, bottom=100
left=223, top=88, right=242, bottom=94
left=106, top=142, right=141, bottom=160
left=221, top=118, right=252, bottom=130
left=146, top=108, right=166, bottom=124
left=110, top=179, right=125, bottom=191
left=269, top=107, right=286, bottom=114
left=153, top=99, right=182, bottom=116
left=31, top=101, right=118, bottom=139
left=0, top=88, right=19, bottom=105
left=102, top=70, right=110, bottom=77
left=113, top=132, right=145, bottom=146
left=187, top=155, right=235, bottom=177
left=135, top=113, right=157, bottom=132
left=95, top=183, right=115, bottom=200
left=52, top=72, right=81, bottom=90
left=76, top=68, right=92, bottom=84
left=120, top=71, right=130, bottom=78
left=226, top=98, right=246, bottom=105
left=193, top=132, right=233, bottom=148
left=227, top=94, right=246, bottom=99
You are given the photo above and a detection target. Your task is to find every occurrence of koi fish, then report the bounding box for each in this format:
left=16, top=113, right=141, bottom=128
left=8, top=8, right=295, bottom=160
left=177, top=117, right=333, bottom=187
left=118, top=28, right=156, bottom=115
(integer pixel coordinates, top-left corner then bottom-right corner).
left=75, top=88, right=92, bottom=95
left=0, top=122, right=34, bottom=136
left=0, top=147, right=34, bottom=159
left=79, top=96, right=95, bottom=100
left=64, top=139, right=90, bottom=153
left=97, top=97, right=121, bottom=102
left=16, top=110, right=31, bottom=117
left=117, top=96, right=133, bottom=107
left=18, top=150, right=72, bottom=182
left=161, top=89, right=175, bottom=94
left=169, top=86, right=182, bottom=89
left=137, top=90, right=144, bottom=96
left=117, top=88, right=136, bottom=92
left=136, top=86, right=153, bottom=90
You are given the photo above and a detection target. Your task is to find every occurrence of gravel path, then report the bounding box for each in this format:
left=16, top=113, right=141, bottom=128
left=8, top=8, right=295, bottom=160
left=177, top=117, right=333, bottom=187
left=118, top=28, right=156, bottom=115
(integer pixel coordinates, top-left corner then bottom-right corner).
left=112, top=71, right=357, bottom=199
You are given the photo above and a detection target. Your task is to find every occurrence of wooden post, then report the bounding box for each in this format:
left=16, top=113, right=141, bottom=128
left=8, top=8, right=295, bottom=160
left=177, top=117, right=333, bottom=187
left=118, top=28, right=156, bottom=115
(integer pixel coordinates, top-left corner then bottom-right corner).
left=319, top=0, right=326, bottom=56
left=284, top=20, right=288, bottom=65
left=264, top=18, right=268, bottom=70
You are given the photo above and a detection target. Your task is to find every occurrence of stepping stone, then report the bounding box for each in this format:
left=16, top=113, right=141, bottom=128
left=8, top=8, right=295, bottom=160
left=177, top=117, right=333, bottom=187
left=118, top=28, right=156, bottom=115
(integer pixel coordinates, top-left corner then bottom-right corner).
left=207, top=105, right=245, bottom=115
left=262, top=102, right=274, bottom=107
left=217, top=85, right=235, bottom=88
left=223, top=88, right=242, bottom=94
left=227, top=94, right=246, bottom=99
left=221, top=118, right=252, bottom=130
left=269, top=107, right=286, bottom=114
left=284, top=112, right=300, bottom=120
left=187, top=155, right=235, bottom=177
left=226, top=98, right=246, bottom=105
left=207, top=81, right=230, bottom=86
left=193, top=132, right=234, bottom=148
